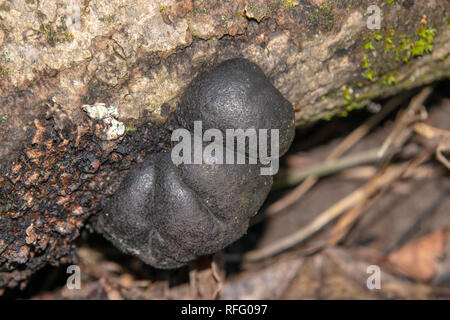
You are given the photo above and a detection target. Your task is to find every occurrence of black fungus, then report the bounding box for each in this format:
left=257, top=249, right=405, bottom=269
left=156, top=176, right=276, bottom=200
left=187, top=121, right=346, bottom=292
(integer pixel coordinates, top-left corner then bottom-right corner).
left=98, top=58, right=295, bottom=268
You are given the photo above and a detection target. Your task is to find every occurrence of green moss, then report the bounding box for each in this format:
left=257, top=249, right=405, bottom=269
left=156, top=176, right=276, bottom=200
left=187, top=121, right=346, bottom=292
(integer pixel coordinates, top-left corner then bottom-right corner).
left=362, top=55, right=370, bottom=69
left=125, top=126, right=136, bottom=132
left=358, top=23, right=437, bottom=87
left=159, top=5, right=165, bottom=12
left=411, top=39, right=433, bottom=56
left=38, top=17, right=74, bottom=45
left=326, top=84, right=369, bottom=119
left=0, top=64, right=10, bottom=77
left=380, top=71, right=399, bottom=86
left=340, top=110, right=348, bottom=117
left=386, top=0, right=395, bottom=4
left=393, top=27, right=436, bottom=62
left=364, top=41, right=374, bottom=51
left=341, top=85, right=353, bottom=101
left=384, top=35, right=394, bottom=52
left=339, top=101, right=361, bottom=117
left=320, top=96, right=368, bottom=121
left=1, top=112, right=8, bottom=123
left=397, top=36, right=413, bottom=62
left=411, top=27, right=436, bottom=57
left=283, top=0, right=297, bottom=7
left=374, top=31, right=382, bottom=41
left=315, top=8, right=441, bottom=124
left=363, top=69, right=376, bottom=82
left=416, top=27, right=436, bottom=42
left=39, top=22, right=57, bottom=43
left=320, top=4, right=330, bottom=11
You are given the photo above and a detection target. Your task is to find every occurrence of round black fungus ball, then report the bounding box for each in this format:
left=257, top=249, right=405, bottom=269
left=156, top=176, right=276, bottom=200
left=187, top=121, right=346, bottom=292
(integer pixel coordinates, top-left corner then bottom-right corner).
left=177, top=58, right=295, bottom=156
left=98, top=58, right=295, bottom=268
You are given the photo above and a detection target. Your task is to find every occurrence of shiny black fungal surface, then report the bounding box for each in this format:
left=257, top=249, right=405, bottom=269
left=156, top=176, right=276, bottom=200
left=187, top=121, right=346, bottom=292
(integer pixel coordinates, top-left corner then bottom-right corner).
left=98, top=58, right=295, bottom=268
left=177, top=58, right=295, bottom=156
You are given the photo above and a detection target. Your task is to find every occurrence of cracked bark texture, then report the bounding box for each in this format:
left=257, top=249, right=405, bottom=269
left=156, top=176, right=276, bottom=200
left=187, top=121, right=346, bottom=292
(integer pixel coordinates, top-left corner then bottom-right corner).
left=0, top=0, right=449, bottom=290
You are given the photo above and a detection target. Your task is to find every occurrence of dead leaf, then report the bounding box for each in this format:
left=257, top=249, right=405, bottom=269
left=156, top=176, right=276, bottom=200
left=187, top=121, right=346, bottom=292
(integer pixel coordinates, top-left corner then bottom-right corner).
left=387, top=228, right=449, bottom=282
left=220, top=257, right=303, bottom=299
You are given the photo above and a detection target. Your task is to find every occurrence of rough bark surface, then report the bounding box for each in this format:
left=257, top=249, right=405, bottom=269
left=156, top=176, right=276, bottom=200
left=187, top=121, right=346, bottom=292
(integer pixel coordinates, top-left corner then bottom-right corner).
left=0, top=0, right=449, bottom=289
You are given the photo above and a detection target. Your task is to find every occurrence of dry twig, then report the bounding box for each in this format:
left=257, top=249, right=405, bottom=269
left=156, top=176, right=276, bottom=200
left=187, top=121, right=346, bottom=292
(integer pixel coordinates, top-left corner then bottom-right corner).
left=259, top=92, right=413, bottom=220
left=240, top=149, right=433, bottom=262
left=238, top=87, right=436, bottom=262
left=413, top=122, right=450, bottom=170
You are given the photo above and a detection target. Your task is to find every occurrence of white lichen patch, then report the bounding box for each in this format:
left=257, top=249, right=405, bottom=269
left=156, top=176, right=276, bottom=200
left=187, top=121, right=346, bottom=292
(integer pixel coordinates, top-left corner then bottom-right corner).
left=82, top=103, right=118, bottom=120
left=82, top=103, right=124, bottom=140
left=103, top=118, right=125, bottom=140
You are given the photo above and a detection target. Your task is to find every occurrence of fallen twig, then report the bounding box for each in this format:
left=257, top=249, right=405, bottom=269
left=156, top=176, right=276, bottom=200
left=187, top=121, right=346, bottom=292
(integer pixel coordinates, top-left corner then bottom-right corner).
left=238, top=148, right=433, bottom=262
left=274, top=144, right=420, bottom=189
left=412, top=122, right=450, bottom=170
left=258, top=92, right=413, bottom=220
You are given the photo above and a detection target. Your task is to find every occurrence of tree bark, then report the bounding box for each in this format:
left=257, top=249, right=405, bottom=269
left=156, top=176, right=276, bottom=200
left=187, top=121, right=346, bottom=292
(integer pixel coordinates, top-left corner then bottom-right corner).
left=0, top=0, right=449, bottom=289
